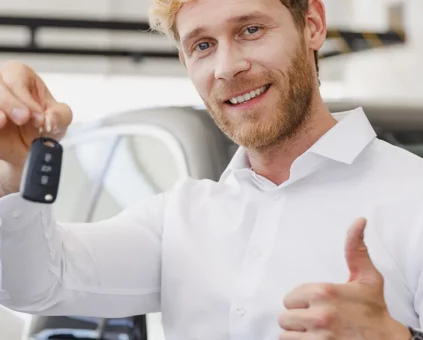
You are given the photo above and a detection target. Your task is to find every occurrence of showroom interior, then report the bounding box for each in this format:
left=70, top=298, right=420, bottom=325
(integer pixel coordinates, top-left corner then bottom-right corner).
left=0, top=0, right=422, bottom=339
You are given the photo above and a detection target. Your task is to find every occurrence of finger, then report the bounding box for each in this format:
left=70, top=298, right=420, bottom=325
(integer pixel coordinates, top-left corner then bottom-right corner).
left=0, top=78, right=31, bottom=125
left=284, top=305, right=340, bottom=331
left=279, top=305, right=339, bottom=332
left=284, top=283, right=338, bottom=309
left=30, top=111, right=45, bottom=129
left=45, top=102, right=73, bottom=135
left=279, top=331, right=304, bottom=340
left=0, top=62, right=45, bottom=114
left=284, top=290, right=310, bottom=309
left=6, top=84, right=44, bottom=115
left=284, top=283, right=314, bottom=309
left=345, top=218, right=383, bottom=286
left=279, top=309, right=312, bottom=331
left=280, top=330, right=331, bottom=340
left=0, top=110, right=6, bottom=129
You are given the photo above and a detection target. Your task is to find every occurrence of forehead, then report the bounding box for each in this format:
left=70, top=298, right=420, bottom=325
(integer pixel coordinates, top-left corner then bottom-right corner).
left=175, top=0, right=284, bottom=40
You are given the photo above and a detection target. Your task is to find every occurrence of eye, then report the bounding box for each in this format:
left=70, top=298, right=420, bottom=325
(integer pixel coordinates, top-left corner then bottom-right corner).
left=194, top=42, right=211, bottom=52
left=245, top=26, right=261, bottom=35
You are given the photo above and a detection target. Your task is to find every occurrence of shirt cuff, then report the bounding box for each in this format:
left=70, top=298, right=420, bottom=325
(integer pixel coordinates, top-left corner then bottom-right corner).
left=0, top=193, right=50, bottom=233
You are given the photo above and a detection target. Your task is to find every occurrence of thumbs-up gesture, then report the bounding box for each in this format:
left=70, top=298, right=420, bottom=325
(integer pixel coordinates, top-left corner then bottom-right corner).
left=278, top=218, right=411, bottom=340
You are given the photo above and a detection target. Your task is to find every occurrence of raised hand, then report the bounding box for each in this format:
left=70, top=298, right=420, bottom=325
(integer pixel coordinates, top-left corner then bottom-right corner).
left=278, top=218, right=411, bottom=340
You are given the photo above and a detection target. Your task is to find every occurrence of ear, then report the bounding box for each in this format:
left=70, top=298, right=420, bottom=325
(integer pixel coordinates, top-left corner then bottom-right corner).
left=305, top=0, right=327, bottom=52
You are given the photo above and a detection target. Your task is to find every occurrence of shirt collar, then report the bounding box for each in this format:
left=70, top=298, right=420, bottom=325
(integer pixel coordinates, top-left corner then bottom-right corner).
left=307, top=107, right=377, bottom=164
left=221, top=107, right=377, bottom=180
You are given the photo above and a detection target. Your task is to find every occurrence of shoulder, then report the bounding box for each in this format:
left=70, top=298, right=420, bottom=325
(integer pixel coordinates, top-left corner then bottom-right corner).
left=369, top=138, right=423, bottom=170
left=358, top=138, right=423, bottom=193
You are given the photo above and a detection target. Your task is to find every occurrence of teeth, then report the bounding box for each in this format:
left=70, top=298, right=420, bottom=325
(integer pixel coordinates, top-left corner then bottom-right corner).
left=229, top=85, right=268, bottom=105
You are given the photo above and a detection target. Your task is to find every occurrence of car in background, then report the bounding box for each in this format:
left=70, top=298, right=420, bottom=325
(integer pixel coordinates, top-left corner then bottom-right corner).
left=2, top=102, right=422, bottom=340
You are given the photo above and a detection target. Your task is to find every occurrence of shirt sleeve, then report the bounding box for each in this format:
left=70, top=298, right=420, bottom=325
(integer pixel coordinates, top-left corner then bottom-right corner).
left=371, top=193, right=423, bottom=329
left=400, top=196, right=423, bottom=328
left=411, top=211, right=423, bottom=327
left=0, top=192, right=165, bottom=318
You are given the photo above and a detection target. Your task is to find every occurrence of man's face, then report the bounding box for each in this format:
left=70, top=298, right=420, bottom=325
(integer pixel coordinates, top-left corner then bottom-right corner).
left=176, top=0, right=317, bottom=149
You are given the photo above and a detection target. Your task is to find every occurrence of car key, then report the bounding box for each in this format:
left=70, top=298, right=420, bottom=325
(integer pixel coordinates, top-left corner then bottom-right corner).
left=20, top=130, right=63, bottom=204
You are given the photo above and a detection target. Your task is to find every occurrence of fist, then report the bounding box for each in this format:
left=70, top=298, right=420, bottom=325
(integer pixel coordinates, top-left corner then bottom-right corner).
left=0, top=60, right=72, bottom=166
left=278, top=218, right=411, bottom=340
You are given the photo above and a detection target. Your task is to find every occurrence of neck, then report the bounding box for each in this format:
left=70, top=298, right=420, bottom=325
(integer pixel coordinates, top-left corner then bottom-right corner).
left=246, top=97, right=337, bottom=186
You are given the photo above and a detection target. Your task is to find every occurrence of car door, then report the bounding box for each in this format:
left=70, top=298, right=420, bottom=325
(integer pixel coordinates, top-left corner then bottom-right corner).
left=28, top=106, right=232, bottom=340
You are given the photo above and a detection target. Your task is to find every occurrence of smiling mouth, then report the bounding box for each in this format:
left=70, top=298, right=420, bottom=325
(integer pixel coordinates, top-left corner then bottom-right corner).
left=225, top=84, right=271, bottom=105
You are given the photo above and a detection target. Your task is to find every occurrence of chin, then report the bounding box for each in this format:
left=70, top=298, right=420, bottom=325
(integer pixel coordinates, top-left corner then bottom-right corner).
left=230, top=123, right=279, bottom=149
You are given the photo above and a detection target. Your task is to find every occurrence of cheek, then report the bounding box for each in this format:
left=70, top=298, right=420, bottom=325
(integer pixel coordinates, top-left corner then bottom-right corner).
left=263, top=50, right=291, bottom=72
left=251, top=33, right=297, bottom=70
left=188, top=61, right=215, bottom=98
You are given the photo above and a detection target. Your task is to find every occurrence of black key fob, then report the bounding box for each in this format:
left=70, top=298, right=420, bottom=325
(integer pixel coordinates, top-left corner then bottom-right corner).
left=20, top=137, right=63, bottom=204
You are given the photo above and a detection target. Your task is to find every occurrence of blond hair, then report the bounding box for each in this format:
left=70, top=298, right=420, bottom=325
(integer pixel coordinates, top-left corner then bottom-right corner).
left=148, top=0, right=190, bottom=42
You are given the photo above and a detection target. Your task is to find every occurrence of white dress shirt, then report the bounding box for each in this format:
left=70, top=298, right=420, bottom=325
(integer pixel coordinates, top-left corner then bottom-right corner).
left=0, top=107, right=422, bottom=340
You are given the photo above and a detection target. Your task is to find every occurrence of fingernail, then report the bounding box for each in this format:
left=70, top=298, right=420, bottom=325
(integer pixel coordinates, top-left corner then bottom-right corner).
left=11, top=108, right=28, bottom=124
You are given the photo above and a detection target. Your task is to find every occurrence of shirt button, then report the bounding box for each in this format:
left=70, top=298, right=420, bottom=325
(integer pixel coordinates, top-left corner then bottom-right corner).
left=253, top=249, right=262, bottom=258
left=269, top=191, right=279, bottom=200
left=236, top=308, right=246, bottom=317
left=12, top=210, right=22, bottom=219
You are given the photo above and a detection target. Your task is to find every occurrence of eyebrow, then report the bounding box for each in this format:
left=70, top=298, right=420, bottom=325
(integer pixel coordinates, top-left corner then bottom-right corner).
left=181, top=12, right=271, bottom=49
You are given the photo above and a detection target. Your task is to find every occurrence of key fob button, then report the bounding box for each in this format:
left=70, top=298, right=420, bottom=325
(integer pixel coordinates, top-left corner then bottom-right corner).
left=38, top=174, right=58, bottom=186
left=40, top=165, right=53, bottom=173
left=44, top=153, right=53, bottom=163
left=40, top=175, right=50, bottom=186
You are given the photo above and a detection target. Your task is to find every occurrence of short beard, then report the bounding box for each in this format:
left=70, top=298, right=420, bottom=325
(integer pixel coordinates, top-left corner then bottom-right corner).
left=204, top=39, right=315, bottom=150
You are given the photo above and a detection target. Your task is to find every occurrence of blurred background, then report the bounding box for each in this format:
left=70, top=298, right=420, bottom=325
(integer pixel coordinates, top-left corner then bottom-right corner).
left=0, top=0, right=422, bottom=339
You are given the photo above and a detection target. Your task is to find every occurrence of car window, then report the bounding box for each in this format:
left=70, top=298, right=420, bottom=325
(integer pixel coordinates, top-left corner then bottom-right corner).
left=27, top=124, right=189, bottom=340
left=378, top=130, right=423, bottom=158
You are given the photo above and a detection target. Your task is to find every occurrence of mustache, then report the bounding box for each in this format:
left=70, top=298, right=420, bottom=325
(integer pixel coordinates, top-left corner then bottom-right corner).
left=212, top=74, right=276, bottom=101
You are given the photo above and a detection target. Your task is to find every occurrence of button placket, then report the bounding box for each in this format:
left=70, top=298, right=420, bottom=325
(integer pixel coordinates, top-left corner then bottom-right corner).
left=236, top=308, right=246, bottom=317
left=252, top=248, right=262, bottom=258
left=229, top=197, right=285, bottom=337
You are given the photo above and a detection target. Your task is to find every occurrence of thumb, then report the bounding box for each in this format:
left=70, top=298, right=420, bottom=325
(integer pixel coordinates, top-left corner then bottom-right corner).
left=344, top=217, right=383, bottom=286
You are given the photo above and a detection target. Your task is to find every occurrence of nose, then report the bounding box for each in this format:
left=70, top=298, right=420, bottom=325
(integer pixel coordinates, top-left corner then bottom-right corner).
left=214, top=43, right=251, bottom=80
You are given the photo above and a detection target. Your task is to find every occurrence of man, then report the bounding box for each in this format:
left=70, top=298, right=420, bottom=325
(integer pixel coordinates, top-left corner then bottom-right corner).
left=0, top=0, right=422, bottom=339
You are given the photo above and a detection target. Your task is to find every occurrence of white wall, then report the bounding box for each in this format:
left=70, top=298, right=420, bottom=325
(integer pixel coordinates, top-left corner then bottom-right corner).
left=0, top=0, right=150, bottom=20
left=405, top=0, right=423, bottom=50
left=0, top=0, right=421, bottom=110
left=0, top=0, right=183, bottom=77
left=323, top=0, right=423, bottom=104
